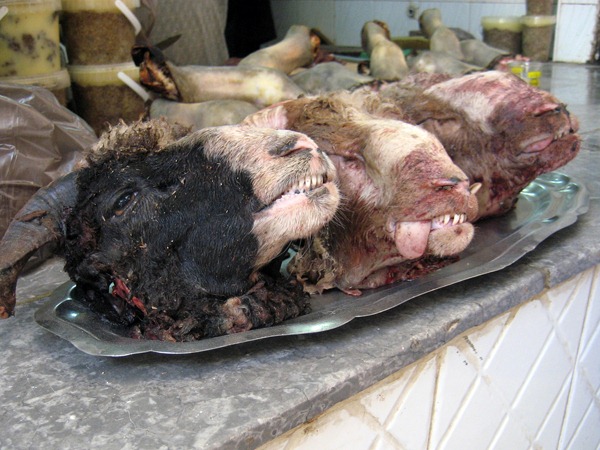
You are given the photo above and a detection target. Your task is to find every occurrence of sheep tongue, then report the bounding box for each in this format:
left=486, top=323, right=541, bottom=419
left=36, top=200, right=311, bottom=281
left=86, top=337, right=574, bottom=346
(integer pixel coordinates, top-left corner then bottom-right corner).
left=394, top=221, right=430, bottom=259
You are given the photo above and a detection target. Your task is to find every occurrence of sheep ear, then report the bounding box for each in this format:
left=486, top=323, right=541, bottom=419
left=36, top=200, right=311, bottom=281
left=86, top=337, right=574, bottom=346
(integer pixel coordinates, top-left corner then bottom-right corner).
left=0, top=172, right=78, bottom=318
left=243, top=104, right=291, bottom=129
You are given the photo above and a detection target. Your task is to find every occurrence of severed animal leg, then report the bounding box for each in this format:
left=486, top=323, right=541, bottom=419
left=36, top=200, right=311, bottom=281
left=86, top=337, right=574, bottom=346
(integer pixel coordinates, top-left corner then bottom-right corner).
left=238, top=24, right=320, bottom=74
left=361, top=20, right=409, bottom=81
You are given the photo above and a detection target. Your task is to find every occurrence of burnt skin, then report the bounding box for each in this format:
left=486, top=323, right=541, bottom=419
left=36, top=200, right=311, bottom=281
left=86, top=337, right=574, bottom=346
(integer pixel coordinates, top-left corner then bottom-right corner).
left=0, top=120, right=339, bottom=339
left=137, top=48, right=181, bottom=101
left=66, top=124, right=339, bottom=315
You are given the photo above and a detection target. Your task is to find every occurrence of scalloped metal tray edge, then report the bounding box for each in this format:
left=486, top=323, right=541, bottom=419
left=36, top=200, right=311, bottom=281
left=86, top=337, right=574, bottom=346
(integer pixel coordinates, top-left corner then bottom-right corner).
left=34, top=172, right=590, bottom=356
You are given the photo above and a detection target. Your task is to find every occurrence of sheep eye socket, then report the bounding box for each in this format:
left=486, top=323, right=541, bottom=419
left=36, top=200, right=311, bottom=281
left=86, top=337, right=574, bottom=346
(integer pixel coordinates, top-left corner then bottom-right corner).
left=113, top=191, right=138, bottom=216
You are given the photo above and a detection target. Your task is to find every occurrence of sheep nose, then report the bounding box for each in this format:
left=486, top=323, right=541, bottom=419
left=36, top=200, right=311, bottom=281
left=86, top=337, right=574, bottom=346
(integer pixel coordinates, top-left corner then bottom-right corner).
left=569, top=113, right=579, bottom=133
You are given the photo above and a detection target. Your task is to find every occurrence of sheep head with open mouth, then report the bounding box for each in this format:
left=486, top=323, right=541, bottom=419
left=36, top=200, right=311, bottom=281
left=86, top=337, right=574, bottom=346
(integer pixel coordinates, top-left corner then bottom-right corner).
left=0, top=120, right=340, bottom=340
left=245, top=95, right=479, bottom=294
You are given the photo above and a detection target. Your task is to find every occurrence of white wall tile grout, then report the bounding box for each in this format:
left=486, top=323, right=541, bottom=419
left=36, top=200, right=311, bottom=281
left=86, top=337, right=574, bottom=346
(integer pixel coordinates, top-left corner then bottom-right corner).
left=556, top=272, right=590, bottom=448
left=558, top=266, right=600, bottom=448
left=426, top=353, right=443, bottom=450
left=533, top=379, right=572, bottom=448
left=563, top=397, right=598, bottom=449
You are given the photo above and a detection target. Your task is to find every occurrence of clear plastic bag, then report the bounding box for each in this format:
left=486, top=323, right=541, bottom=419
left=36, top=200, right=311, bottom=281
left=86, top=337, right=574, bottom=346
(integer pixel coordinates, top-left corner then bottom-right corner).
left=0, top=83, right=98, bottom=238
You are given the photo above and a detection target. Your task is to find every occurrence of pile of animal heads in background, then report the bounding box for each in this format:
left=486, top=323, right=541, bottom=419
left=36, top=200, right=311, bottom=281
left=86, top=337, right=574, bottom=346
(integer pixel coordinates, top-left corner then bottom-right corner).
left=244, top=68, right=580, bottom=293
left=0, top=16, right=580, bottom=341
left=245, top=93, right=479, bottom=294
left=0, top=67, right=579, bottom=340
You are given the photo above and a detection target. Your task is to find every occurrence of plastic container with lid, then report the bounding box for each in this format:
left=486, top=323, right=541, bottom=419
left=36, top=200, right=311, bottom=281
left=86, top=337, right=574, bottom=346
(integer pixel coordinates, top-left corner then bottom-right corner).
left=61, top=0, right=141, bottom=65
left=481, top=16, right=523, bottom=54
left=0, top=0, right=62, bottom=77
left=68, top=62, right=147, bottom=135
left=0, top=68, right=70, bottom=105
left=507, top=60, right=542, bottom=87
left=522, top=15, right=556, bottom=61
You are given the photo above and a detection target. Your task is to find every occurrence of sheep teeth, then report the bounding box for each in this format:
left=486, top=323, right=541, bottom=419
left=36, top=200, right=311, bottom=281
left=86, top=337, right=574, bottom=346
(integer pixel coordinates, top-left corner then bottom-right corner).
left=431, top=213, right=467, bottom=229
left=284, top=172, right=326, bottom=197
left=554, top=127, right=567, bottom=140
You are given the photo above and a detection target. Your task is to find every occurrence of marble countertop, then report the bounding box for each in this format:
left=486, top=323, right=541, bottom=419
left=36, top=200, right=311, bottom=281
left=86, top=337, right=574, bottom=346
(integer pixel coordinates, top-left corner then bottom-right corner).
left=2, top=63, right=599, bottom=450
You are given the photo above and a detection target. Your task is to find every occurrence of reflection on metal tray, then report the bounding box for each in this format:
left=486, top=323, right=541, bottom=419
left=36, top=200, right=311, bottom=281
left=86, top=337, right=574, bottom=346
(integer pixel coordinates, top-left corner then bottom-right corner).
left=34, top=173, right=589, bottom=357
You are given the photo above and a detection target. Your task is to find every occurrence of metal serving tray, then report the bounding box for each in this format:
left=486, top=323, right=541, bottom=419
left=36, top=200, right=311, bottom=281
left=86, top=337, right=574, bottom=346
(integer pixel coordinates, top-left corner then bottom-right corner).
left=34, top=172, right=589, bottom=356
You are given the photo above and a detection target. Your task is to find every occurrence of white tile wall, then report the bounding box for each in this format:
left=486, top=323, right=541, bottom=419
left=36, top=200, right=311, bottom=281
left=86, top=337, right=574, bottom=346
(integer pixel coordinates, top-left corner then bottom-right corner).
left=554, top=1, right=598, bottom=63
left=271, top=1, right=527, bottom=46
left=560, top=0, right=598, bottom=4
left=259, top=265, right=600, bottom=449
left=270, top=0, right=597, bottom=62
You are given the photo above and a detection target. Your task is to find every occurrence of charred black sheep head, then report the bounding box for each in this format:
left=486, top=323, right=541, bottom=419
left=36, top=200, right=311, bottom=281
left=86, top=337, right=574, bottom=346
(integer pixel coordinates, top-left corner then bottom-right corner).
left=0, top=120, right=339, bottom=334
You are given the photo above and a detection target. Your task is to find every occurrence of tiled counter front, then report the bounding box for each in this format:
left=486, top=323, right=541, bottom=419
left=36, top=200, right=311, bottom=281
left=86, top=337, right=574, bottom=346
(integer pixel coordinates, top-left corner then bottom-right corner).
left=261, top=266, right=600, bottom=450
